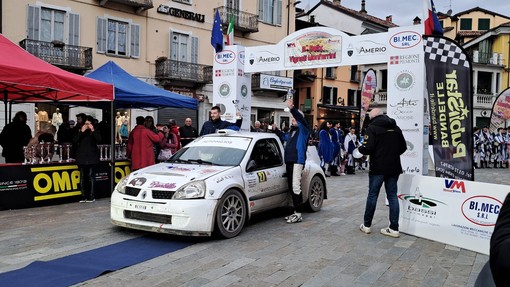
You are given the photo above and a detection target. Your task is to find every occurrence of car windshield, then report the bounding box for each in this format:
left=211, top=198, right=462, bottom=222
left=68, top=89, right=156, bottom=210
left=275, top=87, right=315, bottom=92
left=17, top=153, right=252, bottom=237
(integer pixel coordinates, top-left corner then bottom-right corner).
left=169, top=146, right=247, bottom=166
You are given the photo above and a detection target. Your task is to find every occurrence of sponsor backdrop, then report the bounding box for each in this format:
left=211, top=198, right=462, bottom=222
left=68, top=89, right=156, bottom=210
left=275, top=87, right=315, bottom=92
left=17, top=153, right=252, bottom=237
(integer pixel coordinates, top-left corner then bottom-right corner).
left=386, top=25, right=426, bottom=175
left=359, top=69, right=377, bottom=130
left=489, top=88, right=510, bottom=132
left=424, top=36, right=473, bottom=180
left=398, top=174, right=507, bottom=255
left=213, top=45, right=251, bottom=131
left=0, top=161, right=130, bottom=210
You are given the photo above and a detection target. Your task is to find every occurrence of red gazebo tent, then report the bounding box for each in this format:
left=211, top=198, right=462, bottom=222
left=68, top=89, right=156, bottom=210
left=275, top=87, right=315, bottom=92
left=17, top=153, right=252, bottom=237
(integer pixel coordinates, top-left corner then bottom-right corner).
left=0, top=33, right=113, bottom=103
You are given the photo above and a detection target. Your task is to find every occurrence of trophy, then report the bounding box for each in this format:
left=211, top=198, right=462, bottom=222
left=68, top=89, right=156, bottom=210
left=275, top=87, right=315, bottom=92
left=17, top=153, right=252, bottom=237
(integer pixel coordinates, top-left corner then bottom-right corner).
left=57, top=144, right=63, bottom=163
left=99, top=145, right=105, bottom=161
left=30, top=145, right=38, bottom=165
left=65, top=144, right=72, bottom=162
left=22, top=146, right=30, bottom=165
left=284, top=88, right=295, bottom=112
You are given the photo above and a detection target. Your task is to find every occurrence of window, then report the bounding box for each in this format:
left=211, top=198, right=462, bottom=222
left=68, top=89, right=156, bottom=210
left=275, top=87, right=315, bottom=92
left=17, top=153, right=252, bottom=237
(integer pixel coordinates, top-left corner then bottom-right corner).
left=439, top=20, right=444, bottom=28
left=97, top=16, right=140, bottom=58
left=170, top=31, right=199, bottom=63
left=172, top=0, right=191, bottom=4
left=258, top=0, right=282, bottom=25
left=350, top=65, right=359, bottom=82
left=478, top=18, right=490, bottom=31
left=347, top=89, right=358, bottom=106
left=460, top=18, right=472, bottom=30
left=27, top=5, right=80, bottom=45
left=322, top=86, right=338, bottom=105
left=249, top=139, right=283, bottom=170
left=325, top=67, right=336, bottom=79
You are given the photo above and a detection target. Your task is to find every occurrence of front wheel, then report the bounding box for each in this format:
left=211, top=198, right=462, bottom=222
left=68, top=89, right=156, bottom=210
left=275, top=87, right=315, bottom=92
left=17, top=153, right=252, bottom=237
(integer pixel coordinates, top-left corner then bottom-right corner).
left=214, top=189, right=247, bottom=238
left=307, top=175, right=324, bottom=212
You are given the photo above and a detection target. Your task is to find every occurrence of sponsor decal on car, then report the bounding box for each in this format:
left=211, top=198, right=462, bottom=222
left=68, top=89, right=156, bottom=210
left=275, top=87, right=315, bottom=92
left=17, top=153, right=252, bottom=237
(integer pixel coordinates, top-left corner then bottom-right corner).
left=149, top=181, right=177, bottom=189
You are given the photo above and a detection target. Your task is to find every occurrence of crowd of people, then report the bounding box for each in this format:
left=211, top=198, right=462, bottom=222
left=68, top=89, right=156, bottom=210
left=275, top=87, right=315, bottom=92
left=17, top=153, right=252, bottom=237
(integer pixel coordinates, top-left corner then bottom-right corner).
left=473, top=126, right=509, bottom=169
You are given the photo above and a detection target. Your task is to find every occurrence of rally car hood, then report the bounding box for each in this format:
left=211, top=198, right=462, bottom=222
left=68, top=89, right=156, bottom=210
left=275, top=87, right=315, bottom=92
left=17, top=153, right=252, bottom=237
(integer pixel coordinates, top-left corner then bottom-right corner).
left=126, top=163, right=233, bottom=190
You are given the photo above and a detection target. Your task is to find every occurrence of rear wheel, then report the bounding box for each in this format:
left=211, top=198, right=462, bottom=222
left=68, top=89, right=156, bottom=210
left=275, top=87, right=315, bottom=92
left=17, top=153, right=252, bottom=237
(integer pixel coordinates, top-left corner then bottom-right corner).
left=307, top=175, right=324, bottom=212
left=214, top=189, right=246, bottom=238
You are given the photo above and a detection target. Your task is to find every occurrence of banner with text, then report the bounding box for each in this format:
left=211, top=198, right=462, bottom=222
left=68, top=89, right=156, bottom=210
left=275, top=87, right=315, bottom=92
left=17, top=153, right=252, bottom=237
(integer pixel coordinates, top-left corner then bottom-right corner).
left=489, top=88, right=510, bottom=132
left=398, top=174, right=507, bottom=255
left=386, top=25, right=426, bottom=175
left=424, top=36, right=473, bottom=180
left=359, top=69, right=377, bottom=130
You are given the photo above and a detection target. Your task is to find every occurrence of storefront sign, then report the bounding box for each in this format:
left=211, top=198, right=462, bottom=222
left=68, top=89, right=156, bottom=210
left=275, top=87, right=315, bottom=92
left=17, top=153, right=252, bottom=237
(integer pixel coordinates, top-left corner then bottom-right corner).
left=157, top=5, right=205, bottom=23
left=259, top=74, right=293, bottom=91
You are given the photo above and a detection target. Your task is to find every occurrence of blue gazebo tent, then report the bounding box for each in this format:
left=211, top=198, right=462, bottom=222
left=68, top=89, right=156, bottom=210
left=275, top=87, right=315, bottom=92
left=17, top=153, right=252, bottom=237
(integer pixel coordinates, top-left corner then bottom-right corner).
left=86, top=61, right=198, bottom=110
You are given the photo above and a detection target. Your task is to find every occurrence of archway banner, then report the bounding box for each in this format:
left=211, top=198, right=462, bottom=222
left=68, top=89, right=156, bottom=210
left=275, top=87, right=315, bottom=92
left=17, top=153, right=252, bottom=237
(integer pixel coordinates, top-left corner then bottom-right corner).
left=489, top=88, right=510, bottom=132
left=424, top=36, right=473, bottom=181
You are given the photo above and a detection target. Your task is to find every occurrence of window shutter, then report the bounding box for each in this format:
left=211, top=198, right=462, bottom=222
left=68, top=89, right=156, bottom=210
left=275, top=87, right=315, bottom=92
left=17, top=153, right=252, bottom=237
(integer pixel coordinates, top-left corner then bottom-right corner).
left=27, top=5, right=40, bottom=40
left=258, top=0, right=264, bottom=19
left=96, top=17, right=107, bottom=53
left=68, top=12, right=80, bottom=46
left=276, top=0, right=282, bottom=25
left=333, top=87, right=338, bottom=106
left=191, top=36, right=198, bottom=64
left=130, top=23, right=140, bottom=58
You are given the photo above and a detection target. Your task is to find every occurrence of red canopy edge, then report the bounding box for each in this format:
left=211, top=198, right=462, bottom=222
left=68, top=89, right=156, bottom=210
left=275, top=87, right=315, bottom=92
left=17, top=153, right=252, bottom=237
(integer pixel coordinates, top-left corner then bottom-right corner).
left=0, top=34, right=113, bottom=102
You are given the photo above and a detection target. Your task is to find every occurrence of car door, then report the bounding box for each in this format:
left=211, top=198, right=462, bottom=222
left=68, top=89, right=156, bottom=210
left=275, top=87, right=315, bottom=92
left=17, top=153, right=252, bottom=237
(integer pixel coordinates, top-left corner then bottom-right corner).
left=244, top=138, right=288, bottom=213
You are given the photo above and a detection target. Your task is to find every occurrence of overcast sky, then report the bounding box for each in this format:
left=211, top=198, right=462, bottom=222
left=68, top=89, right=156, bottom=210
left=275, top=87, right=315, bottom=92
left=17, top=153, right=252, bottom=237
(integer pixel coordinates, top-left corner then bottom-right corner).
left=298, top=0, right=510, bottom=26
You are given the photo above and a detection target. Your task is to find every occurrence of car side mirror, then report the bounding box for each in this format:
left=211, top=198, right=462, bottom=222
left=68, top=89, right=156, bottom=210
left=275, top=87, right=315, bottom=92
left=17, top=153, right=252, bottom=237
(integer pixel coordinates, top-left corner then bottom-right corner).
left=246, top=160, right=257, bottom=172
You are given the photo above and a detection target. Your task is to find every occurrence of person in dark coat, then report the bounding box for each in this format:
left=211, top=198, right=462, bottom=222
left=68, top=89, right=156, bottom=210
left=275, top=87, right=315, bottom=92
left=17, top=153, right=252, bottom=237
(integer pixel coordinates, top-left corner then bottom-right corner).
left=179, top=118, right=198, bottom=147
left=490, top=192, right=510, bottom=286
left=0, top=111, right=32, bottom=163
left=199, top=106, right=242, bottom=136
left=318, top=121, right=333, bottom=177
left=73, top=115, right=101, bottom=202
left=358, top=108, right=407, bottom=238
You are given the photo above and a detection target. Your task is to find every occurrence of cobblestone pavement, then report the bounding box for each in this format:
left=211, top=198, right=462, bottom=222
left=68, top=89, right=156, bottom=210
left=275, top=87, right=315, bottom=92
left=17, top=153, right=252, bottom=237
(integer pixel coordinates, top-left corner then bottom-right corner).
left=0, top=167, right=508, bottom=287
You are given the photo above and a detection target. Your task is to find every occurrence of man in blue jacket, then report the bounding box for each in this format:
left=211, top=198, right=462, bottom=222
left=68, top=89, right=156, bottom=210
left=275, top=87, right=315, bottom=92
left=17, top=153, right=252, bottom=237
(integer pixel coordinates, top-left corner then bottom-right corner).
left=280, top=99, right=310, bottom=223
left=199, top=106, right=242, bottom=136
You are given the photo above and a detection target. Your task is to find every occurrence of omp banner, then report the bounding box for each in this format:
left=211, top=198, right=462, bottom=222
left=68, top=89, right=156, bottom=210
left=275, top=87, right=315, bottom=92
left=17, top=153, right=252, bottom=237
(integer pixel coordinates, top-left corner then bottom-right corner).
left=424, top=36, right=473, bottom=180
left=359, top=69, right=377, bottom=130
left=489, top=88, right=510, bottom=132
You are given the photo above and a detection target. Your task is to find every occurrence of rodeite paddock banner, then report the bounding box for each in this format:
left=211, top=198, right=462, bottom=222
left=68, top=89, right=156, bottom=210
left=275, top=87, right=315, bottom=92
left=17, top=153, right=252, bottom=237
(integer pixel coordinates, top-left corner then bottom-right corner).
left=424, top=36, right=473, bottom=180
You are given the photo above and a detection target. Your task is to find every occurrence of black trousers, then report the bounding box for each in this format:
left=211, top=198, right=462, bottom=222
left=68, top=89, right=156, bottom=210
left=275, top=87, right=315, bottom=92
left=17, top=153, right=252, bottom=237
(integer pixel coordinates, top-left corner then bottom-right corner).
left=79, top=164, right=97, bottom=200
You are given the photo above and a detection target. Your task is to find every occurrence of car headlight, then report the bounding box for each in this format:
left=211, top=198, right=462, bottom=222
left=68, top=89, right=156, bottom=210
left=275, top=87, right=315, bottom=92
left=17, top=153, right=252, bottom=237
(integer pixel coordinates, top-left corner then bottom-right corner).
left=116, top=176, right=129, bottom=194
left=173, top=181, right=206, bottom=199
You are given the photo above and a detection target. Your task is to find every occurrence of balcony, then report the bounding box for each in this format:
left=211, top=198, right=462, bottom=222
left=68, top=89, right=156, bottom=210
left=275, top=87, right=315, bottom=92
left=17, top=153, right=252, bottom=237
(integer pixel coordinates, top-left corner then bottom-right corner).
left=474, top=93, right=496, bottom=109
left=214, top=6, right=258, bottom=33
left=155, top=58, right=212, bottom=87
left=98, top=0, right=153, bottom=14
left=470, top=50, right=503, bottom=65
left=294, top=69, right=317, bottom=82
left=371, top=91, right=387, bottom=106
left=19, top=39, right=92, bottom=73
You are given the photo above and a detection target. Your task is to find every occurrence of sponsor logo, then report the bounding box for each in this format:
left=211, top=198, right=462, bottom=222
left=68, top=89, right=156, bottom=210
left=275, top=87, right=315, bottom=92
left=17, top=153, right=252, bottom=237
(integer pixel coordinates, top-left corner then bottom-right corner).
left=249, top=51, right=281, bottom=66
left=354, top=40, right=387, bottom=56
left=389, top=54, right=420, bottom=65
left=389, top=31, right=422, bottom=49
left=402, top=140, right=418, bottom=158
left=394, top=70, right=416, bottom=91
left=399, top=192, right=446, bottom=218
left=347, top=44, right=354, bottom=57
left=241, top=85, right=248, bottom=97
left=129, top=177, right=147, bottom=187
left=214, top=69, right=235, bottom=77
left=443, top=179, right=466, bottom=193
left=238, top=51, right=245, bottom=65
left=390, top=97, right=418, bottom=119
left=286, top=42, right=296, bottom=48
left=149, top=181, right=176, bottom=189
left=31, top=166, right=81, bottom=201
left=462, top=196, right=502, bottom=226
left=215, top=50, right=236, bottom=64
left=219, top=83, right=231, bottom=98
left=215, top=175, right=234, bottom=184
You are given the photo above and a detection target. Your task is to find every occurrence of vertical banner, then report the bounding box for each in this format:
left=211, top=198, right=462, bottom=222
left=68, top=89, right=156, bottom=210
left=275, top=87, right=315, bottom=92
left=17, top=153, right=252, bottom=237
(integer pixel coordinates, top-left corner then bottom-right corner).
left=489, top=88, right=510, bottom=132
left=424, top=36, right=473, bottom=180
left=213, top=45, right=251, bottom=131
left=387, top=25, right=426, bottom=175
left=359, top=69, right=377, bottom=130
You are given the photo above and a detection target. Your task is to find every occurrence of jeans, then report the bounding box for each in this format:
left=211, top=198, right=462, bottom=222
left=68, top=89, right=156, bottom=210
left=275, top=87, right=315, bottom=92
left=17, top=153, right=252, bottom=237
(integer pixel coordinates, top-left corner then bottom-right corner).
left=363, top=174, right=400, bottom=231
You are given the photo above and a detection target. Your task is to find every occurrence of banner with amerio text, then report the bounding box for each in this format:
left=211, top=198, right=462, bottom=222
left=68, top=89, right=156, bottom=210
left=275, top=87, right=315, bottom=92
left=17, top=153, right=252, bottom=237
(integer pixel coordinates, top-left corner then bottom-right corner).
left=424, top=36, right=473, bottom=180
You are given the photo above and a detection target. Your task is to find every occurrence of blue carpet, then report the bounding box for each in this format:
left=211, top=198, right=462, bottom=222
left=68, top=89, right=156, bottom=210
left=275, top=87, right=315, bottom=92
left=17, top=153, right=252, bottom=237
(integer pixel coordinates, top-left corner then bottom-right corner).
left=0, top=236, right=193, bottom=287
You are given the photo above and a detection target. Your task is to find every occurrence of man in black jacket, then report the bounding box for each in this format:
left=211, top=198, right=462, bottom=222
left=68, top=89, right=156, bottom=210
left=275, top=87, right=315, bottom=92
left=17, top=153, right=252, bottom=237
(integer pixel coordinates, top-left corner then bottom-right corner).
left=0, top=111, right=32, bottom=163
left=199, top=106, right=242, bottom=136
left=357, top=108, right=407, bottom=238
left=179, top=118, right=198, bottom=147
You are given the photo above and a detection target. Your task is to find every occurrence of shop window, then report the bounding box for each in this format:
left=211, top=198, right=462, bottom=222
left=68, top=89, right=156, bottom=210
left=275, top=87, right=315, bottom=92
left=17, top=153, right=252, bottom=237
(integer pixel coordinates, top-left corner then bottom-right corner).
left=97, top=16, right=140, bottom=58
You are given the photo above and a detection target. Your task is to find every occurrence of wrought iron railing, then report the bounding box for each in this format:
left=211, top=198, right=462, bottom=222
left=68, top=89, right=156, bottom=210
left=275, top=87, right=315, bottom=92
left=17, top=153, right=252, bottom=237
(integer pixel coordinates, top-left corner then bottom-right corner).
left=100, top=0, right=153, bottom=10
left=19, top=39, right=92, bottom=71
left=214, top=6, right=258, bottom=33
left=155, top=59, right=212, bottom=84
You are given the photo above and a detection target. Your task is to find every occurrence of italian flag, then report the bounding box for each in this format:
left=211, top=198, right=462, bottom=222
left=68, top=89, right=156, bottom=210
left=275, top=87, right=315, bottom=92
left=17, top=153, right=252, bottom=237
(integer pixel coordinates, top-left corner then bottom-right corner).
left=226, top=15, right=234, bottom=45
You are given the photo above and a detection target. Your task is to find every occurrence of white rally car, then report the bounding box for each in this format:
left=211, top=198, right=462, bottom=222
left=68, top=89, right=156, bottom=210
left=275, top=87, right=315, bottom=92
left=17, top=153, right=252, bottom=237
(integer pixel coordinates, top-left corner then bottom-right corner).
left=111, top=130, right=327, bottom=238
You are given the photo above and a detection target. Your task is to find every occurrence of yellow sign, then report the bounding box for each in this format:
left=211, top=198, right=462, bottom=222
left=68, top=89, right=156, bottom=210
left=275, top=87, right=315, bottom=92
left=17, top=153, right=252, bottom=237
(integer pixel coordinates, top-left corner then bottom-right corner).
left=31, top=165, right=81, bottom=201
